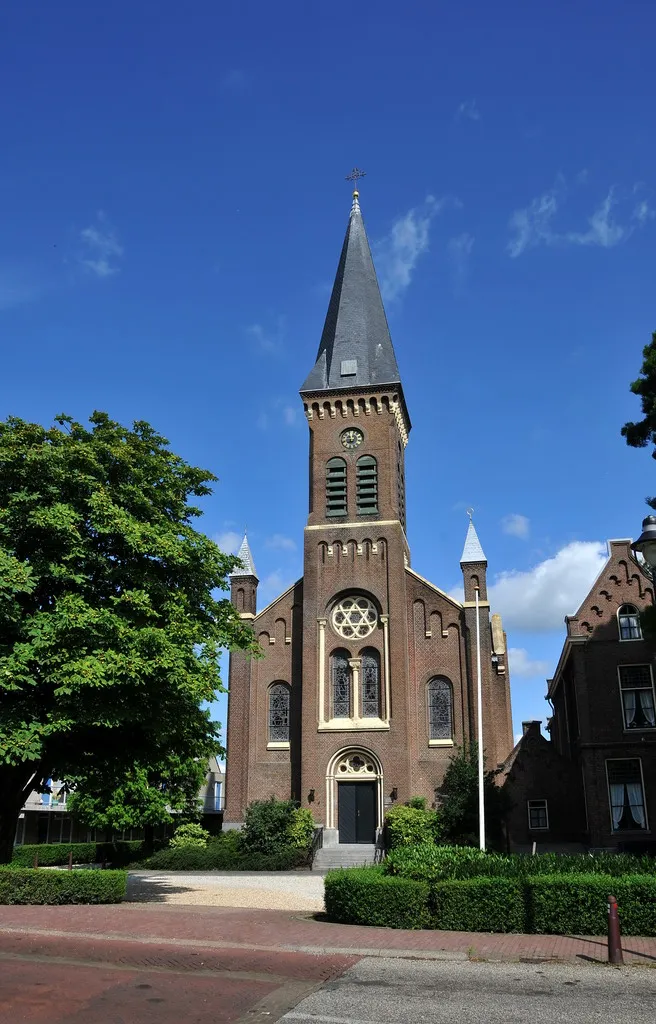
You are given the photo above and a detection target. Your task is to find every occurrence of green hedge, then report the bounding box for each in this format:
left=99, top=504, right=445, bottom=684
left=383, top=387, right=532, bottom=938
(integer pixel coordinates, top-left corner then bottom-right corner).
left=526, top=874, right=656, bottom=936
left=140, top=841, right=304, bottom=871
left=324, top=867, right=430, bottom=929
left=12, top=841, right=152, bottom=868
left=323, top=866, right=656, bottom=935
left=384, top=805, right=442, bottom=849
left=432, top=877, right=524, bottom=933
left=0, top=868, right=126, bottom=905
left=385, top=844, right=656, bottom=882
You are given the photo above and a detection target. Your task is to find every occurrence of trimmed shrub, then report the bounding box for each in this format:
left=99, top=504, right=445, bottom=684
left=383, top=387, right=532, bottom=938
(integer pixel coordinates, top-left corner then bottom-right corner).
left=140, top=836, right=302, bottom=871
left=0, top=869, right=126, bottom=905
left=525, top=874, right=656, bottom=936
left=432, top=877, right=524, bottom=933
left=384, top=806, right=442, bottom=849
left=241, top=798, right=306, bottom=855
left=324, top=867, right=430, bottom=929
left=169, top=823, right=211, bottom=849
left=287, top=808, right=316, bottom=850
left=12, top=841, right=150, bottom=868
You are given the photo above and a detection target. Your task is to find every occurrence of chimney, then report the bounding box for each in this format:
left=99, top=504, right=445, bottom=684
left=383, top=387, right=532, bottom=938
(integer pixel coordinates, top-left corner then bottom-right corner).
left=522, top=720, right=542, bottom=737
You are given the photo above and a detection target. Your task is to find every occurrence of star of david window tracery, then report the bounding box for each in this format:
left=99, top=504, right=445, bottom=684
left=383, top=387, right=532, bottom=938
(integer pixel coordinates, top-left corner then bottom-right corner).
left=331, top=596, right=378, bottom=640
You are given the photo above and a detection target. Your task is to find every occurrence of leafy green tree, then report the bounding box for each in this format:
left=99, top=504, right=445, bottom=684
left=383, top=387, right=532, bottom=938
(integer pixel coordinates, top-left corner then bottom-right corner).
left=437, top=743, right=510, bottom=849
left=0, top=411, right=256, bottom=863
left=622, top=330, right=656, bottom=503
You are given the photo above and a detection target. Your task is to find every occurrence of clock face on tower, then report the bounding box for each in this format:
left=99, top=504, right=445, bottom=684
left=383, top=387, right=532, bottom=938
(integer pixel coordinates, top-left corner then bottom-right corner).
left=340, top=428, right=364, bottom=450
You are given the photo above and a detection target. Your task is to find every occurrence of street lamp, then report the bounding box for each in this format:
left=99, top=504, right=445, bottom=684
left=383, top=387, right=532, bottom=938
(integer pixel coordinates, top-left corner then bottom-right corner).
left=631, top=515, right=656, bottom=580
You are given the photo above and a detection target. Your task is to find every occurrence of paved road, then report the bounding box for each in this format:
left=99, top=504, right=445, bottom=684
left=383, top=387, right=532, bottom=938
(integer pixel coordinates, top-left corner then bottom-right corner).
left=283, top=956, right=656, bottom=1024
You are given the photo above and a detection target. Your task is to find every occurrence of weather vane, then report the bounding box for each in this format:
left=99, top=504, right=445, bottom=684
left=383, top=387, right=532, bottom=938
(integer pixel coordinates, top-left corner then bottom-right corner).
left=345, top=167, right=366, bottom=190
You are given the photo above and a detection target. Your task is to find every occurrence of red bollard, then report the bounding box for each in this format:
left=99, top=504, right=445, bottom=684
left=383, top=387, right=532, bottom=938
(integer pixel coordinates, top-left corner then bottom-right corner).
left=33, top=853, right=38, bottom=869
left=608, top=894, right=624, bottom=965
left=68, top=850, right=73, bottom=871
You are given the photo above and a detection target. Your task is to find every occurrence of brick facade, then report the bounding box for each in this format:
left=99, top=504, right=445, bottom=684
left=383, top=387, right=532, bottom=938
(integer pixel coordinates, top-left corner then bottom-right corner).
left=503, top=540, right=656, bottom=852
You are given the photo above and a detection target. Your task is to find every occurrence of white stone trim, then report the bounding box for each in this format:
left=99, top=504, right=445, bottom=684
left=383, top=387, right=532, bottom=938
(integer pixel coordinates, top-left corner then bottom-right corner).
left=325, top=746, right=384, bottom=831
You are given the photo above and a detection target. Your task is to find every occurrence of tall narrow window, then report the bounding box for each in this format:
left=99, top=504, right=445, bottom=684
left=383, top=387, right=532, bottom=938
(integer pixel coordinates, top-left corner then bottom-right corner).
left=427, top=677, right=453, bottom=741
left=618, top=665, right=656, bottom=729
left=356, top=455, right=378, bottom=515
left=607, top=759, right=647, bottom=831
left=326, top=458, right=347, bottom=516
left=361, top=648, right=380, bottom=718
left=331, top=649, right=351, bottom=718
left=268, top=683, right=290, bottom=743
left=618, top=604, right=642, bottom=641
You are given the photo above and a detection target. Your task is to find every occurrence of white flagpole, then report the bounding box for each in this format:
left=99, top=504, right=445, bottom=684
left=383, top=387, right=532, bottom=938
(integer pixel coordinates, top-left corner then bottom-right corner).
left=475, top=585, right=485, bottom=851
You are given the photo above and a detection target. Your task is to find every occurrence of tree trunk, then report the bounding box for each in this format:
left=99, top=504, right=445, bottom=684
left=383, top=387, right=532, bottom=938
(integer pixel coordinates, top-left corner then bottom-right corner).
left=0, top=764, right=42, bottom=864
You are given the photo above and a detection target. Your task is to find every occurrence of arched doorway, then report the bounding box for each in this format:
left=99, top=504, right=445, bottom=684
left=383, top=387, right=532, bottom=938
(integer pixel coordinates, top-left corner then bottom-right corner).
left=326, top=747, right=383, bottom=844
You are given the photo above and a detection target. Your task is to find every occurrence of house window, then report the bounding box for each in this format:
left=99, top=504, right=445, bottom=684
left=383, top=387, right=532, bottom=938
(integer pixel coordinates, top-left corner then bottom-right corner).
left=360, top=648, right=380, bottom=718
left=528, top=799, right=549, bottom=830
left=427, top=677, right=453, bottom=741
left=214, top=781, right=223, bottom=811
left=607, top=759, right=647, bottom=831
left=331, top=649, right=351, bottom=717
left=618, top=665, right=656, bottom=729
left=356, top=455, right=378, bottom=514
left=268, top=683, right=290, bottom=743
left=618, top=604, right=642, bottom=641
left=326, top=458, right=347, bottom=516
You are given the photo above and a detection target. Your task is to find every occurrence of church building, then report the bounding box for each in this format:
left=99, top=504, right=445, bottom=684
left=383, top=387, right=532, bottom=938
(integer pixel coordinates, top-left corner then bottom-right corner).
left=224, top=189, right=513, bottom=844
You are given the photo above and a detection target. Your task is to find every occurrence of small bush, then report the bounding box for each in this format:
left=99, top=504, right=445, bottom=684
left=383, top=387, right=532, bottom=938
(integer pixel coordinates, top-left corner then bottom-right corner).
left=140, top=833, right=303, bottom=871
left=526, top=874, right=656, bottom=936
left=287, top=808, right=315, bottom=850
left=407, top=796, right=427, bottom=810
left=169, top=823, right=211, bottom=849
left=384, top=806, right=441, bottom=849
left=241, top=798, right=312, bottom=856
left=324, top=867, right=430, bottom=929
left=432, top=877, right=524, bottom=933
left=0, top=869, right=126, bottom=905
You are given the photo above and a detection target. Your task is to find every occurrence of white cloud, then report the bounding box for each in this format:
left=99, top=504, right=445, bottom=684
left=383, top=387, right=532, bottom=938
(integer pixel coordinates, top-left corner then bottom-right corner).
left=214, top=530, right=241, bottom=555
left=456, top=99, right=480, bottom=121
left=245, top=317, right=285, bottom=354
left=259, top=570, right=296, bottom=606
left=507, top=181, right=653, bottom=258
left=80, top=212, right=123, bottom=277
left=376, top=195, right=456, bottom=302
left=282, top=406, right=296, bottom=426
left=266, top=534, right=296, bottom=552
left=488, top=540, right=607, bottom=632
left=447, top=232, right=474, bottom=289
left=502, top=514, right=530, bottom=539
left=508, top=647, right=550, bottom=678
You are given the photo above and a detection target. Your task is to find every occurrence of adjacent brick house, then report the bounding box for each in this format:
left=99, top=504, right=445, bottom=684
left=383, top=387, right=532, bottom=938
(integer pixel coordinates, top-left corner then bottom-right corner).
left=224, top=191, right=514, bottom=843
left=502, top=539, right=656, bottom=852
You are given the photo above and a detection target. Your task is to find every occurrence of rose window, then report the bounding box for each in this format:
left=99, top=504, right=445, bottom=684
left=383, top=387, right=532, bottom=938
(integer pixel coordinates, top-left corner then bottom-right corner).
left=331, top=596, right=378, bottom=639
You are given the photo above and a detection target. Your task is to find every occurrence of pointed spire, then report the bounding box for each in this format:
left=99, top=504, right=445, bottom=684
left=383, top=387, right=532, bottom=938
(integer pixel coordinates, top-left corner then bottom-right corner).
left=460, top=514, right=487, bottom=564
left=230, top=533, right=258, bottom=579
left=300, top=192, right=402, bottom=394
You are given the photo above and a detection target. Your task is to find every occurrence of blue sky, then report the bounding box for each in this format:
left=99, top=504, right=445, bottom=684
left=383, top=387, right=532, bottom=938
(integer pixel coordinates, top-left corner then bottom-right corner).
left=2, top=1, right=655, bottom=751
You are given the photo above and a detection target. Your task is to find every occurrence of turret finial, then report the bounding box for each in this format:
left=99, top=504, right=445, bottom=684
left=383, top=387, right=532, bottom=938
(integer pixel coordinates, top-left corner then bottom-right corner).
left=345, top=167, right=366, bottom=214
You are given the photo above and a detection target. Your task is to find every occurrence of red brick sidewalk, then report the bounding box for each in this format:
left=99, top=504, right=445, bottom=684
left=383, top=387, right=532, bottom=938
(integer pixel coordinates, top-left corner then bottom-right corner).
left=2, top=903, right=655, bottom=965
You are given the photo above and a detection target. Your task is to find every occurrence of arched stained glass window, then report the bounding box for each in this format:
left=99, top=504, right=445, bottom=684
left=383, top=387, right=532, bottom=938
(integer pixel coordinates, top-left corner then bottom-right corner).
left=331, top=649, right=351, bottom=718
left=427, top=677, right=453, bottom=741
left=268, top=683, right=290, bottom=743
left=361, top=648, right=380, bottom=718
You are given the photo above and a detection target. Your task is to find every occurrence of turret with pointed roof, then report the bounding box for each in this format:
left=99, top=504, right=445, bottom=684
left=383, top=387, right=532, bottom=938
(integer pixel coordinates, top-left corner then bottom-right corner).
left=230, top=533, right=258, bottom=580
left=300, top=191, right=406, bottom=418
left=229, top=533, right=258, bottom=618
left=460, top=515, right=488, bottom=602
left=460, top=519, right=487, bottom=565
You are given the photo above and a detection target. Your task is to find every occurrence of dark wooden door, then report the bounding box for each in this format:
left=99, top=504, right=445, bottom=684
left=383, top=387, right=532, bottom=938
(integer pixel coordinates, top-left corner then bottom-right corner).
left=338, top=781, right=376, bottom=843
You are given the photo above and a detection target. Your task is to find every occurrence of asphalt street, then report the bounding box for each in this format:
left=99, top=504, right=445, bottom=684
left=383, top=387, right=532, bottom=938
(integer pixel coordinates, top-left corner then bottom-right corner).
left=282, top=956, right=656, bottom=1024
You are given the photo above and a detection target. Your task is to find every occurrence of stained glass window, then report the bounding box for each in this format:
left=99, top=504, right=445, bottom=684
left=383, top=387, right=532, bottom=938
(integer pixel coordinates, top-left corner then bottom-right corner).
left=268, top=683, right=290, bottom=742
left=361, top=648, right=380, bottom=718
left=331, top=650, right=351, bottom=718
left=428, top=677, right=452, bottom=741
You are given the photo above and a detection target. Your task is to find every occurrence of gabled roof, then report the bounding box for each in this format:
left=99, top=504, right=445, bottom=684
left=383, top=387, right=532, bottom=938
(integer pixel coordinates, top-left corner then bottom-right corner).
left=460, top=519, right=487, bottom=564
left=300, top=192, right=402, bottom=394
left=229, top=534, right=258, bottom=579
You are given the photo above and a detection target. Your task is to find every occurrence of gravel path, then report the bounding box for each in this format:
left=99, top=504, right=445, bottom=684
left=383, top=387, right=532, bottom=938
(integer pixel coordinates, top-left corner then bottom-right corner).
left=127, top=870, right=325, bottom=911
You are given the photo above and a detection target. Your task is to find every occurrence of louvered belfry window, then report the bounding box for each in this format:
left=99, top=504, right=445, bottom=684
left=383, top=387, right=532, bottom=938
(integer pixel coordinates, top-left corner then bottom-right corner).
left=268, top=683, right=290, bottom=743
left=356, top=455, right=378, bottom=514
left=326, top=458, right=347, bottom=516
left=428, top=677, right=453, bottom=741
left=361, top=648, right=380, bottom=718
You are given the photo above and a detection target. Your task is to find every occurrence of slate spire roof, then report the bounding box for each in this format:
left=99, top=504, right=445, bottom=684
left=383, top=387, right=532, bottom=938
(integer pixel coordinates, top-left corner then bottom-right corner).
left=460, top=518, right=487, bottom=564
left=300, top=191, right=402, bottom=394
left=230, top=533, right=258, bottom=579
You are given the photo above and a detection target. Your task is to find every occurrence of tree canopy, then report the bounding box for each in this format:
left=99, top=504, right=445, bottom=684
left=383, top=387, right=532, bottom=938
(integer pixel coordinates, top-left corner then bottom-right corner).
left=622, top=330, right=656, bottom=495
left=0, top=411, right=255, bottom=861
left=437, top=742, right=509, bottom=849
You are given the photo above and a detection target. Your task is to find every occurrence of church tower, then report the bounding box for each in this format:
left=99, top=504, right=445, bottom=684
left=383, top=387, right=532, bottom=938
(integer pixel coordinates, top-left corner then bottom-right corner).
left=223, top=188, right=513, bottom=839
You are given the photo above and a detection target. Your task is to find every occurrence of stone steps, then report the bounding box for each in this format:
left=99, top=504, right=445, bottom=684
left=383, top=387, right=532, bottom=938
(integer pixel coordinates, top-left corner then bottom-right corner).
left=313, top=844, right=377, bottom=871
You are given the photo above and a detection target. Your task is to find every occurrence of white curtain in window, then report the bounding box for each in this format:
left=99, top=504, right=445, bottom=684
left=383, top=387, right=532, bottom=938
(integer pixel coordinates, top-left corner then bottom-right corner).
left=639, top=689, right=656, bottom=727
left=623, top=690, right=637, bottom=726
left=610, top=783, right=624, bottom=830
left=626, top=783, right=646, bottom=828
